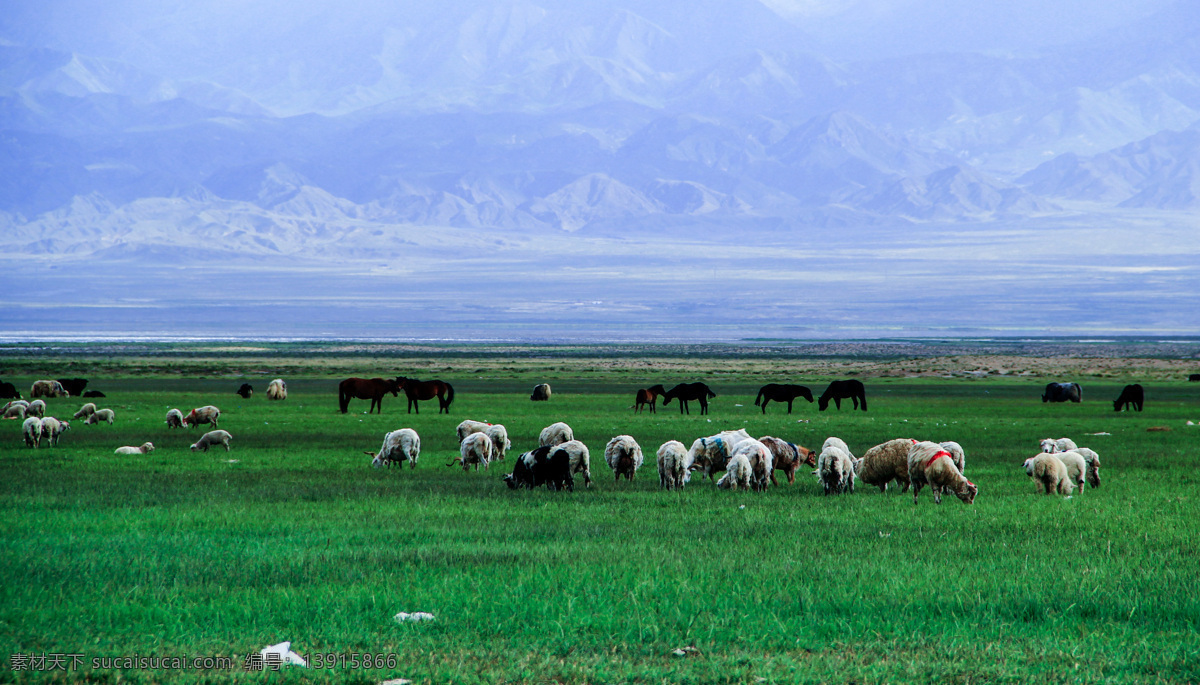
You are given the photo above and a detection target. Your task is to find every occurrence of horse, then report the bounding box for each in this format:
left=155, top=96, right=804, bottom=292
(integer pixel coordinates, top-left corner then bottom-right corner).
left=1042, top=382, right=1082, bottom=403
left=1112, top=384, right=1143, bottom=412
left=632, top=384, right=666, bottom=414
left=338, top=377, right=402, bottom=414
left=754, top=383, right=814, bottom=414
left=397, top=377, right=455, bottom=414
left=818, top=379, right=867, bottom=412
left=661, top=382, right=716, bottom=415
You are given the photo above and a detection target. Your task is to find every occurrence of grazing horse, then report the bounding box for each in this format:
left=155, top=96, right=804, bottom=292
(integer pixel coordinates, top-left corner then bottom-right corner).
left=1042, top=382, right=1082, bottom=403
left=661, top=382, right=717, bottom=415
left=754, top=383, right=814, bottom=414
left=633, top=384, right=666, bottom=414
left=338, top=377, right=402, bottom=414
left=397, top=377, right=455, bottom=414
left=1113, top=383, right=1144, bottom=412
left=818, top=379, right=867, bottom=412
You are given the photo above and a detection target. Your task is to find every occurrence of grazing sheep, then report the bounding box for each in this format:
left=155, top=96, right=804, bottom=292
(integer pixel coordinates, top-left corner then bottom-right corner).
left=449, top=431, right=493, bottom=471
left=484, top=424, right=512, bottom=461
left=30, top=380, right=69, bottom=398
left=732, top=438, right=774, bottom=491
left=940, top=441, right=966, bottom=474
left=908, top=441, right=977, bottom=505
left=1040, top=437, right=1077, bottom=453
left=367, top=428, right=420, bottom=469
left=687, top=429, right=753, bottom=481
left=267, top=378, right=287, bottom=400
left=758, top=436, right=815, bottom=485
left=190, top=430, right=233, bottom=452
left=183, top=406, right=220, bottom=429
left=1023, top=453, right=1073, bottom=496
left=817, top=445, right=855, bottom=495
left=538, top=421, right=574, bottom=448
left=604, top=435, right=644, bottom=481
left=2, top=399, right=28, bottom=414
left=39, top=417, right=69, bottom=447
left=25, top=400, right=46, bottom=418
left=656, top=440, right=692, bottom=490
left=554, top=440, right=592, bottom=488
left=822, top=436, right=856, bottom=461
left=455, top=419, right=491, bottom=444
left=716, top=453, right=754, bottom=490
left=1076, top=447, right=1101, bottom=489
left=73, top=402, right=97, bottom=419
left=855, top=438, right=917, bottom=492
left=165, top=408, right=184, bottom=429
left=85, top=408, right=115, bottom=425
left=22, top=416, right=43, bottom=448
left=1054, top=450, right=1088, bottom=493
left=4, top=404, right=27, bottom=421
left=115, top=442, right=155, bottom=455
left=530, top=383, right=551, bottom=401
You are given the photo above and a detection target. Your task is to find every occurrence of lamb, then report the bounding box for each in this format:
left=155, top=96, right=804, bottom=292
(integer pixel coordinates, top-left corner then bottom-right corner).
left=165, top=408, right=184, bottom=429
left=538, top=421, right=574, bottom=448
left=455, top=419, right=491, bottom=444
left=449, top=431, right=493, bottom=471
left=854, top=438, right=917, bottom=492
left=553, top=439, right=593, bottom=488
left=1075, top=447, right=1101, bottom=488
left=115, top=442, right=155, bottom=455
left=687, top=428, right=753, bottom=481
left=484, top=424, right=511, bottom=461
left=190, top=430, right=233, bottom=452
left=183, top=405, right=220, bottom=428
left=266, top=378, right=287, bottom=400
left=85, top=408, right=115, bottom=425
left=1040, top=437, right=1077, bottom=453
left=4, top=404, right=27, bottom=421
left=73, top=402, right=97, bottom=419
left=716, top=453, right=753, bottom=490
left=1053, top=450, right=1088, bottom=493
left=366, top=428, right=420, bottom=469
left=817, top=445, right=855, bottom=495
left=656, top=440, right=692, bottom=490
left=732, top=438, right=774, bottom=491
left=908, top=441, right=977, bottom=505
left=39, top=417, right=69, bottom=446
left=22, top=416, right=43, bottom=448
left=604, top=434, right=644, bottom=481
left=1023, top=453, right=1073, bottom=496
left=758, top=436, right=815, bottom=485
left=30, top=380, right=69, bottom=398
left=25, top=400, right=46, bottom=418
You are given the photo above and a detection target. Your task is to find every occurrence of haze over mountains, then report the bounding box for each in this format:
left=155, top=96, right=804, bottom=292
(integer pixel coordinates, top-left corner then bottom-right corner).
left=2, top=0, right=1198, bottom=339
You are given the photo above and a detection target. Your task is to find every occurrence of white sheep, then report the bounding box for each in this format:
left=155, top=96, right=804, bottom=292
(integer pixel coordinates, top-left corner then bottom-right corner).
left=604, top=434, right=644, bottom=481
left=115, top=442, right=155, bottom=455
left=822, top=436, right=856, bottom=460
left=2, top=400, right=28, bottom=414
left=716, top=453, right=753, bottom=490
left=817, top=444, right=855, bottom=495
left=656, top=440, right=692, bottom=490
left=1023, top=453, right=1073, bottom=496
left=1054, top=450, right=1088, bottom=493
left=940, top=441, right=967, bottom=474
left=367, top=428, right=420, bottom=469
left=4, top=404, right=27, bottom=421
left=165, top=408, right=184, bottom=429
left=538, top=421, right=574, bottom=448
left=456, top=419, right=491, bottom=444
left=686, top=429, right=752, bottom=481
left=553, top=440, right=592, bottom=488
left=39, top=417, right=69, bottom=446
left=1075, top=447, right=1101, bottom=488
left=908, top=441, right=977, bottom=505
left=25, top=399, right=46, bottom=418
left=450, top=431, right=492, bottom=471
left=73, top=402, right=97, bottom=419
left=267, top=378, right=287, bottom=400
left=183, top=406, right=220, bottom=428
left=85, top=408, right=115, bottom=425
left=22, top=416, right=43, bottom=448
left=854, top=438, right=916, bottom=492
left=484, top=424, right=511, bottom=461
left=732, top=438, right=774, bottom=491
left=190, top=430, right=233, bottom=452
left=1040, top=437, right=1078, bottom=453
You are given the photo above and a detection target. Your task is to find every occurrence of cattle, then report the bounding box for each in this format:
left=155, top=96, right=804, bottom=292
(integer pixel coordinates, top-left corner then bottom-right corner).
left=82, top=390, right=106, bottom=398
left=1113, top=384, right=1144, bottom=412
left=504, top=446, right=574, bottom=492
left=530, top=383, right=551, bottom=401
left=1042, top=382, right=1082, bottom=403
left=0, top=381, right=20, bottom=400
left=1189, top=374, right=1200, bottom=382
left=236, top=383, right=253, bottom=399
left=56, top=378, right=89, bottom=397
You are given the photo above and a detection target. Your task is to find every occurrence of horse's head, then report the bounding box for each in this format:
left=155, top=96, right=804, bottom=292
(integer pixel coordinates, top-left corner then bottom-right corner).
left=817, top=396, right=829, bottom=411
left=391, top=377, right=407, bottom=396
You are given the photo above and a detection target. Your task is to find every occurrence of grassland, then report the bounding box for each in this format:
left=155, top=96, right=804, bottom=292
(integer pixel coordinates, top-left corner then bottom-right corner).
left=1, top=344, right=1199, bottom=683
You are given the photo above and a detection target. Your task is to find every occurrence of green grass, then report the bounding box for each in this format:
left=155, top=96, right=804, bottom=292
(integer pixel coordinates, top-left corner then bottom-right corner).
left=2, top=375, right=1199, bottom=683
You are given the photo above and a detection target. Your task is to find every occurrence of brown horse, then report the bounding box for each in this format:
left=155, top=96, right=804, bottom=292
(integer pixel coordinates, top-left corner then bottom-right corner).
left=397, top=377, right=455, bottom=414
left=632, top=384, right=666, bottom=413
left=339, top=377, right=402, bottom=414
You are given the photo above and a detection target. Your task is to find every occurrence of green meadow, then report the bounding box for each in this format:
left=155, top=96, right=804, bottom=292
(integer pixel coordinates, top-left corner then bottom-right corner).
left=2, top=361, right=1199, bottom=683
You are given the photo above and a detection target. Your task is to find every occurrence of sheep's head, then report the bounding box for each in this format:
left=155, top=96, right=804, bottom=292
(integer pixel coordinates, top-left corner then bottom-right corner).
left=365, top=451, right=382, bottom=468
left=1086, top=465, right=1101, bottom=489
left=1039, top=439, right=1057, bottom=453
left=956, top=481, right=978, bottom=504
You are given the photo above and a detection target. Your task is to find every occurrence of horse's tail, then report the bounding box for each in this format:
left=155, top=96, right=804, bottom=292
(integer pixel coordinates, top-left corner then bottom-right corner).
left=754, top=388, right=763, bottom=406
left=444, top=382, right=455, bottom=410
left=859, top=392, right=867, bottom=411
left=338, top=382, right=350, bottom=414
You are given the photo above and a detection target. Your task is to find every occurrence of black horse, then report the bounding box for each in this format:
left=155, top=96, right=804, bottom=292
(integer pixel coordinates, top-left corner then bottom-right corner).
left=754, top=383, right=814, bottom=414
left=818, top=380, right=867, bottom=412
left=661, top=382, right=716, bottom=415
left=397, top=377, right=455, bottom=414
left=1042, top=382, right=1082, bottom=403
left=339, top=377, right=402, bottom=414
left=1113, top=384, right=1144, bottom=412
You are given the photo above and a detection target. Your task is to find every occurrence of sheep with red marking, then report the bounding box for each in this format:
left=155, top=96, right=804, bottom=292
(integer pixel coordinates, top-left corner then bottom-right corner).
left=183, top=406, right=220, bottom=429
left=908, top=441, right=977, bottom=505
left=3, top=404, right=26, bottom=421
left=604, top=434, right=644, bottom=481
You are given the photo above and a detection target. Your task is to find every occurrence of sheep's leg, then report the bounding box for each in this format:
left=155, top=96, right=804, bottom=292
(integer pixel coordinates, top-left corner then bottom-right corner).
left=912, top=480, right=922, bottom=504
